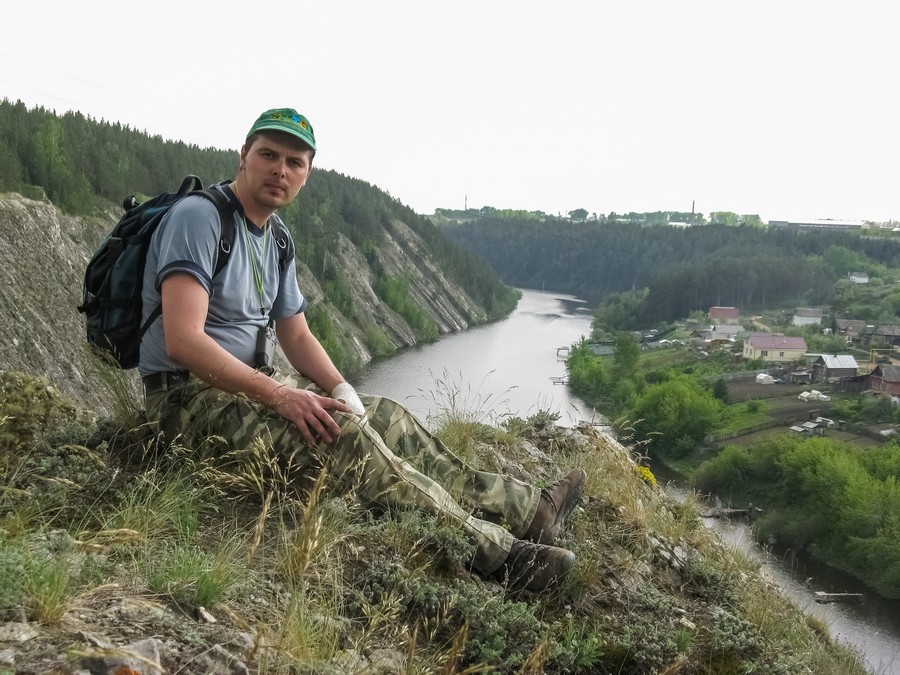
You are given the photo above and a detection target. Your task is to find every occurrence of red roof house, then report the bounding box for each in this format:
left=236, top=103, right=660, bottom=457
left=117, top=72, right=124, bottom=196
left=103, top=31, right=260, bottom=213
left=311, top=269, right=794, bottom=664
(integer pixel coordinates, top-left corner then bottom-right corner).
left=742, top=334, right=807, bottom=362
left=709, top=306, right=741, bottom=324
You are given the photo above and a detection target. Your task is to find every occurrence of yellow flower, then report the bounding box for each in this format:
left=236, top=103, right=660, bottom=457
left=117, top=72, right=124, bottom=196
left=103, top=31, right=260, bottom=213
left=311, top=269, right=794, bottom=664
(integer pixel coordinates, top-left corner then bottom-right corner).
left=635, top=464, right=657, bottom=488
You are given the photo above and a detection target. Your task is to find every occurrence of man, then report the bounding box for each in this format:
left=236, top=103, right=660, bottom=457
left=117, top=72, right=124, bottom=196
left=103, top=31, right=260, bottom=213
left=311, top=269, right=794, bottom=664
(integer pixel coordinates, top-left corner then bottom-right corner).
left=139, top=107, right=586, bottom=591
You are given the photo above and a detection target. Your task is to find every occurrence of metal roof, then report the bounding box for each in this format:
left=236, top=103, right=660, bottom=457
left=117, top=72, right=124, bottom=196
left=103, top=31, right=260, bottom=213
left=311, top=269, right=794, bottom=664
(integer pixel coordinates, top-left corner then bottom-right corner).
left=818, top=354, right=858, bottom=369
left=747, top=335, right=808, bottom=350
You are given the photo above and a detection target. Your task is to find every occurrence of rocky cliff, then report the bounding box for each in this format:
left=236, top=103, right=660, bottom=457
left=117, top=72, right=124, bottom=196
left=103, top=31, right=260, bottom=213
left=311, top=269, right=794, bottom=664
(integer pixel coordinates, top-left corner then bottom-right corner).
left=0, top=191, right=495, bottom=416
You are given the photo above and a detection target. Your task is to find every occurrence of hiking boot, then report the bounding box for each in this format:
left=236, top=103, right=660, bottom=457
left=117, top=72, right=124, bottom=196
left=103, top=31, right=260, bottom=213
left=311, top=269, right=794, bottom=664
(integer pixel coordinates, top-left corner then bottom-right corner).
left=524, top=468, right=587, bottom=545
left=492, top=540, right=575, bottom=592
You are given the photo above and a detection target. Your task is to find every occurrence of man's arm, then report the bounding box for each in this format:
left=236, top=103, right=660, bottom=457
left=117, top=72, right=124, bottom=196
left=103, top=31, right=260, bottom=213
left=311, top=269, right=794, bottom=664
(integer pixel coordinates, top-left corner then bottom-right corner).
left=274, top=312, right=345, bottom=392
left=160, top=273, right=349, bottom=443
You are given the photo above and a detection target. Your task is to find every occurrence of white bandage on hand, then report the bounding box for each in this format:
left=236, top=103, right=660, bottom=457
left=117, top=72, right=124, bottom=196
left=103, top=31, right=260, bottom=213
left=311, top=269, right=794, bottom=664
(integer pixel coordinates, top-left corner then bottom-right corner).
left=331, top=382, right=366, bottom=415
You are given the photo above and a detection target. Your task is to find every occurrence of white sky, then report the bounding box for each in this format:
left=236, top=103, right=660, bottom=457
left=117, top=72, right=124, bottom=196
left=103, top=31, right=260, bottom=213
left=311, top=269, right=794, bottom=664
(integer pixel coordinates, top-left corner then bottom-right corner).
left=2, top=1, right=898, bottom=223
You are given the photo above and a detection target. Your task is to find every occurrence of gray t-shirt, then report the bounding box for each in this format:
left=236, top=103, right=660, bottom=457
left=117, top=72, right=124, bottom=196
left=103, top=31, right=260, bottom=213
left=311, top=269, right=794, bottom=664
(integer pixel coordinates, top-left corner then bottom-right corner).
left=138, top=184, right=307, bottom=377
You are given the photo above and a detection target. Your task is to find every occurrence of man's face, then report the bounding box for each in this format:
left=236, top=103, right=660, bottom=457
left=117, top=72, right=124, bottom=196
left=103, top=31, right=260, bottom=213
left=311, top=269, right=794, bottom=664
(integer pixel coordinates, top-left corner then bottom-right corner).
left=240, top=132, right=314, bottom=211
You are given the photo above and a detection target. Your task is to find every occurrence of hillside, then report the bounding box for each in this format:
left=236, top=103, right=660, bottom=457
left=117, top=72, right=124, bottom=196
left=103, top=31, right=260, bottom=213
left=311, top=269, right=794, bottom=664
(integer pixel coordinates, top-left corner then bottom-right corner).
left=437, top=212, right=900, bottom=323
left=0, top=101, right=518, bottom=413
left=0, top=102, right=873, bottom=673
left=0, top=371, right=869, bottom=674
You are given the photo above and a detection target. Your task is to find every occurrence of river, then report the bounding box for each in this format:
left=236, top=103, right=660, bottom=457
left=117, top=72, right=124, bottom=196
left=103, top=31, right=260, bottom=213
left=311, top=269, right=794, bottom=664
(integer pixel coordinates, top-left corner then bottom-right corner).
left=354, top=287, right=900, bottom=674
left=356, top=288, right=599, bottom=427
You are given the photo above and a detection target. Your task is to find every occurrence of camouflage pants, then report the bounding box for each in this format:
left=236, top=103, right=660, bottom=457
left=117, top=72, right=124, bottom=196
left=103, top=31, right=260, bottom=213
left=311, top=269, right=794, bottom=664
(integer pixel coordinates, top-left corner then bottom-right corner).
left=145, top=372, right=540, bottom=574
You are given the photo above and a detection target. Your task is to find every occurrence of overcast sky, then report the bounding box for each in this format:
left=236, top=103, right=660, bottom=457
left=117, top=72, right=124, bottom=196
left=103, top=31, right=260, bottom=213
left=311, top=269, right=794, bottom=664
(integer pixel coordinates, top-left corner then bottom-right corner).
left=3, top=1, right=898, bottom=223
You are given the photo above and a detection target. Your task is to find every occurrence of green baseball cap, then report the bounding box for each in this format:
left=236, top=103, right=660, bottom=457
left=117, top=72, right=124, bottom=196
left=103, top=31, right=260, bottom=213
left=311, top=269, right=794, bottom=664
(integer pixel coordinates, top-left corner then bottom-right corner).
left=247, top=108, right=316, bottom=151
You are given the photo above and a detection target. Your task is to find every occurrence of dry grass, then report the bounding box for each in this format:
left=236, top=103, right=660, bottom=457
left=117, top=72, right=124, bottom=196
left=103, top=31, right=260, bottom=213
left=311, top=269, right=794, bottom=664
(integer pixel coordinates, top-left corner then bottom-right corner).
left=0, top=372, right=875, bottom=674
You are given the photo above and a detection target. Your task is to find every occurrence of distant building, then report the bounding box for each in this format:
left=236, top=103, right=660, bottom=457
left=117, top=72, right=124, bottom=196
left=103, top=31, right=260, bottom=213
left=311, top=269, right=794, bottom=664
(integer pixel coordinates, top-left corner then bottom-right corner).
left=848, top=272, right=869, bottom=284
left=871, top=325, right=900, bottom=347
left=769, top=219, right=865, bottom=231
left=834, top=319, right=868, bottom=345
left=867, top=365, right=900, bottom=396
left=710, top=324, right=742, bottom=337
left=743, top=334, right=808, bottom=362
left=708, top=306, right=741, bottom=324
left=793, top=308, right=823, bottom=326
left=812, top=354, right=859, bottom=381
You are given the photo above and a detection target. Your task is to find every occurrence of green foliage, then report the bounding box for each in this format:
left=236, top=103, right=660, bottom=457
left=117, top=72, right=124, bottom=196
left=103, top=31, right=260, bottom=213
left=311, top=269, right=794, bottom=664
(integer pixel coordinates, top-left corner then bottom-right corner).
left=320, top=263, right=355, bottom=319
left=0, top=371, right=96, bottom=469
left=830, top=395, right=898, bottom=424
left=304, top=304, right=361, bottom=377
left=0, top=536, right=28, bottom=612
left=362, top=325, right=397, bottom=357
left=356, top=556, right=543, bottom=668
left=0, top=100, right=234, bottom=214
left=712, top=378, right=729, bottom=402
left=442, top=214, right=900, bottom=319
left=0, top=534, right=80, bottom=623
left=566, top=340, right=608, bottom=403
left=627, top=375, right=722, bottom=458
left=549, top=620, right=605, bottom=670
left=592, top=288, right=649, bottom=333
left=145, top=542, right=243, bottom=607
left=377, top=510, right=476, bottom=575
left=694, top=436, right=900, bottom=597
left=373, top=274, right=439, bottom=342
left=612, top=333, right=641, bottom=380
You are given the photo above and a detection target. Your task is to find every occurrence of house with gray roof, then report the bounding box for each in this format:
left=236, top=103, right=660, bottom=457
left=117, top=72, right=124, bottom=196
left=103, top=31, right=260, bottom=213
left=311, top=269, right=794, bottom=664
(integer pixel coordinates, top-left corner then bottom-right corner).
left=812, top=354, right=859, bottom=381
left=834, top=319, right=868, bottom=345
left=872, top=325, right=900, bottom=347
left=793, top=308, right=824, bottom=326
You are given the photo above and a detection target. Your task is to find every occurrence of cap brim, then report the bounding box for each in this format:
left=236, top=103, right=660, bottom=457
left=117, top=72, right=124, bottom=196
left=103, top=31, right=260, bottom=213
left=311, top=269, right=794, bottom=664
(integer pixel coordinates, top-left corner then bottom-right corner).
left=249, top=123, right=316, bottom=150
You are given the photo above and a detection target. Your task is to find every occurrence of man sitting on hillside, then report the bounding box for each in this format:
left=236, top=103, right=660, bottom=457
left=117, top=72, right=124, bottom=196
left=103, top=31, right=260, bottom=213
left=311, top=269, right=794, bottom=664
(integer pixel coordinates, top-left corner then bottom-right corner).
left=138, top=107, right=586, bottom=591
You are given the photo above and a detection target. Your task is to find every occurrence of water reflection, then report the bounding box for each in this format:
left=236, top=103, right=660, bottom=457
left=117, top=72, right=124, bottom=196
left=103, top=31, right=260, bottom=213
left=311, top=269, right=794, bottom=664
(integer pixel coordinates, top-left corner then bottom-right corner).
left=356, top=288, right=599, bottom=426
left=676, top=484, right=900, bottom=675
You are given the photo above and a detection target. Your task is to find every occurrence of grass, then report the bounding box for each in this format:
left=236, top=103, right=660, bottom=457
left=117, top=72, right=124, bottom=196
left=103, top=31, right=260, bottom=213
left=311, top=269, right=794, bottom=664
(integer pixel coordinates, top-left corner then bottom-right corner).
left=0, top=370, right=875, bottom=674
left=717, top=399, right=772, bottom=434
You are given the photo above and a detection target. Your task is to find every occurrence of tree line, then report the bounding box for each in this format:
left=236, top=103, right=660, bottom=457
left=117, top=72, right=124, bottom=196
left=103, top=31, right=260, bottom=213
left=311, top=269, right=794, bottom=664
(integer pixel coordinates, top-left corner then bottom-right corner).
left=440, top=213, right=900, bottom=325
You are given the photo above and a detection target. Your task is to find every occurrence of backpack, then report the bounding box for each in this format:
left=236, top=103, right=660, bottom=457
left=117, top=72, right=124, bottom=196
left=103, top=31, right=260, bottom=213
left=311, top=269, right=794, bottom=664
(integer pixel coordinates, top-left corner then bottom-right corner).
left=78, top=175, right=294, bottom=369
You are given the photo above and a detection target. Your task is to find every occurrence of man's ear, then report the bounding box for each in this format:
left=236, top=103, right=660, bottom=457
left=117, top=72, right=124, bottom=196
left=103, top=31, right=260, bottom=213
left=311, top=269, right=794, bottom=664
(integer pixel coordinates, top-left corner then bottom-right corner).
left=239, top=144, right=248, bottom=169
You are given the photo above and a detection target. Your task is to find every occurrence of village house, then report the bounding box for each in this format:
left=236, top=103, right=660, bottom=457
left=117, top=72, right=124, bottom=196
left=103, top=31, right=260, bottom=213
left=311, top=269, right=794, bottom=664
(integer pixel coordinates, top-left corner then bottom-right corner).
left=703, top=324, right=742, bottom=342
left=866, top=365, right=900, bottom=396
left=743, top=334, right=808, bottom=363
left=708, top=306, right=741, bottom=325
left=871, top=325, right=900, bottom=348
left=834, top=319, right=868, bottom=345
left=793, top=308, right=824, bottom=326
left=811, top=354, right=859, bottom=381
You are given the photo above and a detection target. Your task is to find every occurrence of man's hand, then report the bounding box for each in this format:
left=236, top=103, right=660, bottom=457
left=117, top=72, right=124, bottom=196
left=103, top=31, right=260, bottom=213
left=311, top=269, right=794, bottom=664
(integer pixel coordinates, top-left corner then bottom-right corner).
left=270, top=386, right=352, bottom=445
left=331, top=382, right=366, bottom=415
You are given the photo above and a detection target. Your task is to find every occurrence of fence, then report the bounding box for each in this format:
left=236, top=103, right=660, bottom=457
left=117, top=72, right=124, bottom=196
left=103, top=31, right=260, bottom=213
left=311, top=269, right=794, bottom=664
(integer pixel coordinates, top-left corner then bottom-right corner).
left=703, top=420, right=784, bottom=444
left=703, top=370, right=768, bottom=383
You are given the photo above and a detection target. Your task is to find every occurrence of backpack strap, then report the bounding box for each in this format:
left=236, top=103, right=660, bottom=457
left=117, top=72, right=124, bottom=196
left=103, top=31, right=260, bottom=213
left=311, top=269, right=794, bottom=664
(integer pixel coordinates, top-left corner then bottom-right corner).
left=138, top=187, right=237, bottom=338
left=139, top=188, right=295, bottom=339
left=198, top=188, right=238, bottom=278
left=267, top=217, right=295, bottom=273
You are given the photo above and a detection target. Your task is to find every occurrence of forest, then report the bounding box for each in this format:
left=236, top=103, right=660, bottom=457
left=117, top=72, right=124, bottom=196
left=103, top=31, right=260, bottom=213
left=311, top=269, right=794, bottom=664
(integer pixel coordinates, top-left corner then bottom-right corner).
left=439, top=212, right=900, bottom=326
left=0, top=99, right=518, bottom=325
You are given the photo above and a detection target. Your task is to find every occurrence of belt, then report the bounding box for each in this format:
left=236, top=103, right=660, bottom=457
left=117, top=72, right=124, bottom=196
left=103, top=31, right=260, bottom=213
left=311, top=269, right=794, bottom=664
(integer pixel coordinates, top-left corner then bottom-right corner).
left=143, top=370, right=191, bottom=395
